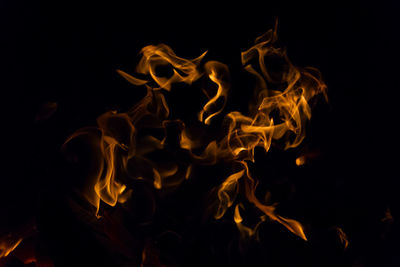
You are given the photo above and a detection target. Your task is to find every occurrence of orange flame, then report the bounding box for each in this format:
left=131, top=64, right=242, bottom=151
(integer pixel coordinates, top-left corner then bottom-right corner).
left=382, top=207, right=394, bottom=223
left=198, top=61, right=230, bottom=125
left=234, top=204, right=266, bottom=239
left=0, top=237, right=22, bottom=258
left=133, top=44, right=206, bottom=91
left=211, top=26, right=325, bottom=240
left=63, top=112, right=136, bottom=215
left=336, top=227, right=349, bottom=249
left=215, top=169, right=245, bottom=220
left=64, top=23, right=325, bottom=242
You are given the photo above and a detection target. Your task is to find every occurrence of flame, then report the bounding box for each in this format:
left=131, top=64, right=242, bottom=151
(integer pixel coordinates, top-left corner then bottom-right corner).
left=133, top=44, right=206, bottom=91
left=63, top=111, right=136, bottom=215
left=295, top=156, right=306, bottom=166
left=223, top=27, right=326, bottom=160
left=185, top=164, right=192, bottom=180
left=63, top=23, right=325, bottom=243
left=231, top=161, right=308, bottom=240
left=215, top=169, right=245, bottom=219
left=296, top=148, right=321, bottom=166
left=382, top=207, right=394, bottom=223
left=198, top=61, right=230, bottom=125
left=335, top=227, right=349, bottom=249
left=211, top=25, right=325, bottom=240
left=234, top=204, right=266, bottom=239
left=0, top=237, right=22, bottom=258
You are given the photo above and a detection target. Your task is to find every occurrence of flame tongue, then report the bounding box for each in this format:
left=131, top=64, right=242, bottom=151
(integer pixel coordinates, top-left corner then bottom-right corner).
left=208, top=26, right=325, bottom=240
left=135, top=44, right=206, bottom=91
left=63, top=23, right=326, bottom=243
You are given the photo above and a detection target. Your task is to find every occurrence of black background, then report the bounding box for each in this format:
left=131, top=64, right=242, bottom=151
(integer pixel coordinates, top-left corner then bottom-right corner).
left=1, top=0, right=400, bottom=266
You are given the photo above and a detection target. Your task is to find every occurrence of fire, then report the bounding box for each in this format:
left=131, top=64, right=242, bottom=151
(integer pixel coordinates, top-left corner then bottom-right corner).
left=296, top=156, right=306, bottom=166
left=336, top=227, right=349, bottom=249
left=210, top=25, right=325, bottom=240
left=198, top=61, right=230, bottom=125
left=382, top=207, right=394, bottom=223
left=0, top=237, right=22, bottom=258
left=60, top=22, right=326, bottom=246
left=134, top=44, right=206, bottom=90
left=234, top=204, right=266, bottom=239
left=63, top=111, right=135, bottom=215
